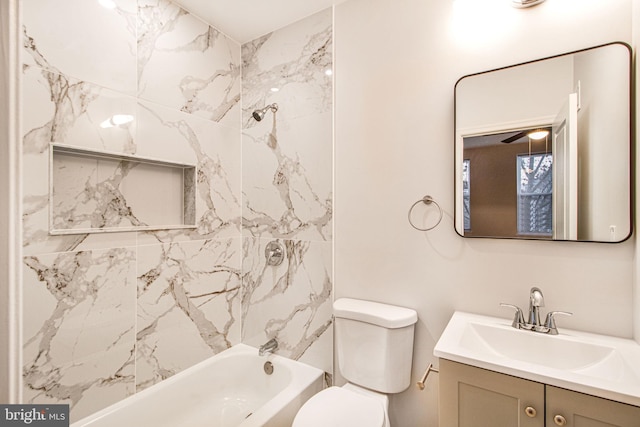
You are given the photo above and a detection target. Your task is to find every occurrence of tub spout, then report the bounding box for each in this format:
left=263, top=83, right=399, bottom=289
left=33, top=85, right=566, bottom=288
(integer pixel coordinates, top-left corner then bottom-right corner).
left=259, top=338, right=278, bottom=356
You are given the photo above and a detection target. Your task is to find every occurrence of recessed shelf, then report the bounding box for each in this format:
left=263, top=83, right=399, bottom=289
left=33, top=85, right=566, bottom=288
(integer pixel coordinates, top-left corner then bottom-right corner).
left=49, top=144, right=197, bottom=235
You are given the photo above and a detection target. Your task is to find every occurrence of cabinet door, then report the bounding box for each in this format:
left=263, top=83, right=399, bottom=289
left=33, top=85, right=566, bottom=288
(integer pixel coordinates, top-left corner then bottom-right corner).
left=439, top=359, right=545, bottom=427
left=546, top=386, right=640, bottom=427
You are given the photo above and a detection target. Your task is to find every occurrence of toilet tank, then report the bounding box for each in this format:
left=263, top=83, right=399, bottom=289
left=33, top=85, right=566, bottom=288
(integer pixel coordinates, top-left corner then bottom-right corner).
left=334, top=298, right=418, bottom=394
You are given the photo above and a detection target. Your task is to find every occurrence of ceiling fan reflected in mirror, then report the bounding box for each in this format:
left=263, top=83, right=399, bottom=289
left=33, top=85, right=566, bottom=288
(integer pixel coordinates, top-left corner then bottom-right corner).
left=501, top=128, right=550, bottom=144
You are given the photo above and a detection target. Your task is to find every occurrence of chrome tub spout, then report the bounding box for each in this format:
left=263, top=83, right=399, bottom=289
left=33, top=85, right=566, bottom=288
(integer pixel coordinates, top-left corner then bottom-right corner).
left=259, top=338, right=278, bottom=356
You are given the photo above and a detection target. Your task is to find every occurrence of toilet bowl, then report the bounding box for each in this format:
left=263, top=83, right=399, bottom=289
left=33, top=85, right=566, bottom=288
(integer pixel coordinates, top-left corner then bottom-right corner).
left=292, top=298, right=418, bottom=427
left=292, top=383, right=388, bottom=427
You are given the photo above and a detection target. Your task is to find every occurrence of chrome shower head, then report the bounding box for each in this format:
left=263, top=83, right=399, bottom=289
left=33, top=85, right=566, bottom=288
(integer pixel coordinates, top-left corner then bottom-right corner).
left=252, top=103, right=278, bottom=121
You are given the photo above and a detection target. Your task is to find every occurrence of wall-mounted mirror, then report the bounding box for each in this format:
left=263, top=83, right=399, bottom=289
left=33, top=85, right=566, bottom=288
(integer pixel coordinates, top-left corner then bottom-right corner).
left=454, top=42, right=632, bottom=242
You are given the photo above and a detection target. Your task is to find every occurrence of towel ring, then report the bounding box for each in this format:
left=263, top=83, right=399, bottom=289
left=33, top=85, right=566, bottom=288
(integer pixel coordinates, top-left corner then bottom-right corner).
left=408, top=195, right=443, bottom=231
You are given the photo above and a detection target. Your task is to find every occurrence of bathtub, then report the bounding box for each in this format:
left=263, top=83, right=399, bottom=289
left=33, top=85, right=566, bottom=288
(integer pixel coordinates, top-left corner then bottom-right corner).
left=71, top=344, right=324, bottom=427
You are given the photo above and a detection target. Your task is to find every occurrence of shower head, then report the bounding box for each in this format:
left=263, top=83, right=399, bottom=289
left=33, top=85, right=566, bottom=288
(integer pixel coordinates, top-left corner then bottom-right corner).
left=252, top=103, right=278, bottom=122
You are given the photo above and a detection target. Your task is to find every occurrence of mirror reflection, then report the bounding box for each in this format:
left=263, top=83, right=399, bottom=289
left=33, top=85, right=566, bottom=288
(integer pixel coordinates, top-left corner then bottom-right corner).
left=454, top=42, right=632, bottom=242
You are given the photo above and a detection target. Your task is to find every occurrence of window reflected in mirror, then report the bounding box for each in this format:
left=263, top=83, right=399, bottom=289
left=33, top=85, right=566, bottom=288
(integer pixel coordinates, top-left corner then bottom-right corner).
left=517, top=152, right=552, bottom=237
left=463, top=127, right=553, bottom=239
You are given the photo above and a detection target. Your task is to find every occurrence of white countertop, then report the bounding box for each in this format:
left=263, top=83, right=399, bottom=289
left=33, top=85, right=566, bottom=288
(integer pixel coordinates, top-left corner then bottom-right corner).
left=434, top=311, right=640, bottom=407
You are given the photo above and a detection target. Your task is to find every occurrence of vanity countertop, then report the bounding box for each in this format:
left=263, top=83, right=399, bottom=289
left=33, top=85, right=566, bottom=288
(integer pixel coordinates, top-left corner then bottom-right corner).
left=434, top=311, right=640, bottom=406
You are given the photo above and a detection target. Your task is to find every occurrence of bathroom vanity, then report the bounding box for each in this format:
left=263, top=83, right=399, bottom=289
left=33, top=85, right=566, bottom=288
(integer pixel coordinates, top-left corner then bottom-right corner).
left=434, top=312, right=640, bottom=427
left=439, top=359, right=640, bottom=426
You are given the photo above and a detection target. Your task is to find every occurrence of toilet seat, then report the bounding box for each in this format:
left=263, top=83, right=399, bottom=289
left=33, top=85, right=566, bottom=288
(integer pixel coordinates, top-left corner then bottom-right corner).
left=292, top=386, right=386, bottom=427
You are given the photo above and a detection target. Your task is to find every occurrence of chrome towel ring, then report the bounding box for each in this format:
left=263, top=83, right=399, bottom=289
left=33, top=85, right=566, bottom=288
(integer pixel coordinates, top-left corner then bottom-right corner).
left=408, top=195, right=443, bottom=231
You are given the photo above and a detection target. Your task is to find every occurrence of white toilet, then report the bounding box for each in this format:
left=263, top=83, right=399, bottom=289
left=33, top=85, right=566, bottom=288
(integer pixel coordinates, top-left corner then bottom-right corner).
left=293, top=298, right=418, bottom=427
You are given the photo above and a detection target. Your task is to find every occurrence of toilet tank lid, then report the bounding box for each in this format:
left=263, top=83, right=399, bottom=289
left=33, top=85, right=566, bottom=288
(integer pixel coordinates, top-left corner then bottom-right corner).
left=333, top=298, right=418, bottom=329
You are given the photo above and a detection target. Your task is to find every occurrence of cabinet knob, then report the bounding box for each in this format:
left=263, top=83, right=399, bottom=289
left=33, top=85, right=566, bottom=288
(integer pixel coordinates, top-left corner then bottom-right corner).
left=525, top=406, right=537, bottom=418
left=554, top=415, right=567, bottom=426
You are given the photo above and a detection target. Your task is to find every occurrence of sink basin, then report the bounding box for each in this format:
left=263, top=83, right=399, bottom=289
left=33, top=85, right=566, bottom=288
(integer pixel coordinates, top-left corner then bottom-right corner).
left=462, top=322, right=616, bottom=371
left=434, top=311, right=640, bottom=406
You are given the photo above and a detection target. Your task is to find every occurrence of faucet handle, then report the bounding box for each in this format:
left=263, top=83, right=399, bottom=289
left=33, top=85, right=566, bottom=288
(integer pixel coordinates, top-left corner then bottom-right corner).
left=500, top=303, right=525, bottom=329
left=544, top=311, right=572, bottom=335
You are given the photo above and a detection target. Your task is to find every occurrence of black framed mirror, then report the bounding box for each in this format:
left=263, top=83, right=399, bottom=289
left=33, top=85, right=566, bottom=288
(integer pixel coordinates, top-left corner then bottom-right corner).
left=454, top=42, right=632, bottom=242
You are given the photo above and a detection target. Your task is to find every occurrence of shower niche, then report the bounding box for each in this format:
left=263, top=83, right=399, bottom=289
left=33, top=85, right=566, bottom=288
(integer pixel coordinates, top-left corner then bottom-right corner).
left=50, top=144, right=197, bottom=235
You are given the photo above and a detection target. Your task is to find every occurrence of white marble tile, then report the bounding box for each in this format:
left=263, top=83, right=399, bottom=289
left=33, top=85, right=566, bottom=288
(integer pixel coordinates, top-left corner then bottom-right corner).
left=22, top=0, right=137, bottom=95
left=20, top=0, right=334, bottom=419
left=242, top=113, right=332, bottom=241
left=22, top=248, right=136, bottom=422
left=22, top=65, right=139, bottom=255
left=136, top=238, right=242, bottom=391
left=22, top=65, right=138, bottom=157
left=240, top=9, right=333, bottom=241
left=137, top=0, right=241, bottom=127
left=51, top=151, right=192, bottom=232
left=136, top=100, right=241, bottom=243
left=242, top=237, right=333, bottom=374
left=241, top=8, right=332, bottom=127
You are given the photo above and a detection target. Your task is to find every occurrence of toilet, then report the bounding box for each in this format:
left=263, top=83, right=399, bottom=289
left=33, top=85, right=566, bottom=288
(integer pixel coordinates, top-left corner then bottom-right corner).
left=293, top=298, right=418, bottom=427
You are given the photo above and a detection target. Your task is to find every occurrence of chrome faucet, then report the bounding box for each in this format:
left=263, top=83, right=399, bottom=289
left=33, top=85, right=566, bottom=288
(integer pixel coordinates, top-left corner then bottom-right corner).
left=259, top=338, right=278, bottom=356
left=528, top=287, right=545, bottom=328
left=501, top=287, right=572, bottom=335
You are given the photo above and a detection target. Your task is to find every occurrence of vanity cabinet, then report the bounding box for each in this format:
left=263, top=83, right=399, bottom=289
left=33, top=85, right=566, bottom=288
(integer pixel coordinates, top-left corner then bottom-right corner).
left=439, top=359, right=640, bottom=427
left=545, top=385, right=640, bottom=427
left=440, top=359, right=544, bottom=427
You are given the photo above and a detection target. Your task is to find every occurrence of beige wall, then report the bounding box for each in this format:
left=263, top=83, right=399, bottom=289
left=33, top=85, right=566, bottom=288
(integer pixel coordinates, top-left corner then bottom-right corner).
left=335, top=0, right=634, bottom=426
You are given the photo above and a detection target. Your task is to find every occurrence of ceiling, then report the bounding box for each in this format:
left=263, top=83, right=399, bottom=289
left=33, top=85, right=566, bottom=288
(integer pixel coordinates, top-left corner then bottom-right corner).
left=171, top=0, right=348, bottom=44
left=463, top=127, right=552, bottom=149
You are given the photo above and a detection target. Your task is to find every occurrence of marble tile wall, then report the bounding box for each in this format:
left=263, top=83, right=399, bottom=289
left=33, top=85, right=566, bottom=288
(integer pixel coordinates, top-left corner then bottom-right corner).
left=21, top=0, right=241, bottom=420
left=240, top=8, right=334, bottom=376
left=50, top=150, right=196, bottom=233
left=20, top=0, right=333, bottom=421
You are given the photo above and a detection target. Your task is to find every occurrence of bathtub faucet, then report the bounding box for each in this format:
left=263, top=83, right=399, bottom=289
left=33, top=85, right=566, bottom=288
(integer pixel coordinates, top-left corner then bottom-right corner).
left=259, top=338, right=278, bottom=356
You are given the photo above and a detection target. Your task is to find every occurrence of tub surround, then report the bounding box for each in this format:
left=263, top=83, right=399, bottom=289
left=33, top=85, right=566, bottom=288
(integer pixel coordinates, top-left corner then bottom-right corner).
left=23, top=248, right=137, bottom=412
left=240, top=7, right=334, bottom=370
left=20, top=0, right=333, bottom=421
left=240, top=8, right=333, bottom=241
left=22, top=0, right=243, bottom=417
left=21, top=0, right=241, bottom=256
left=242, top=238, right=333, bottom=368
left=49, top=145, right=198, bottom=234
left=135, top=238, right=243, bottom=392
left=137, top=0, right=241, bottom=125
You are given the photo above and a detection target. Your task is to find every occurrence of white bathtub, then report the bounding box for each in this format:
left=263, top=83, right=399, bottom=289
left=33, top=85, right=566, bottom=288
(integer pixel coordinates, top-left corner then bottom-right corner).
left=71, top=344, right=324, bottom=427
